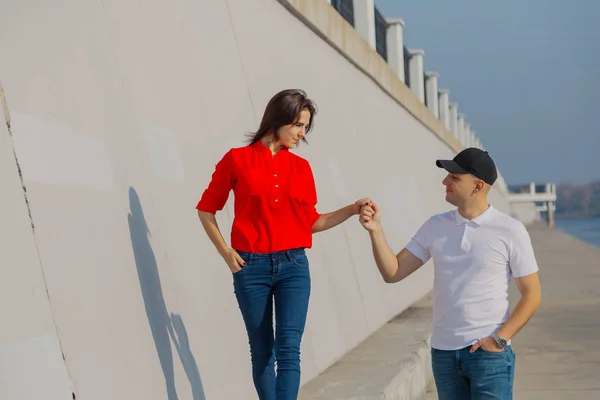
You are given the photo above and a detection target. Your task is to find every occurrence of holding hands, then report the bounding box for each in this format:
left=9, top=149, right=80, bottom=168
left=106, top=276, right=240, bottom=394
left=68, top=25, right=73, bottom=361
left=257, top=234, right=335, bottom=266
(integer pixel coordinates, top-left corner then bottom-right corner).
left=357, top=198, right=382, bottom=232
left=353, top=198, right=372, bottom=215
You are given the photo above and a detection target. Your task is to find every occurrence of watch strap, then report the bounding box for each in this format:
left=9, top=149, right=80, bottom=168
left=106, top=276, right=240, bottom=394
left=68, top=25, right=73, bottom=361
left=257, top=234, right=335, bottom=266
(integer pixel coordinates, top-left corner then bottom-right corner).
left=492, top=334, right=507, bottom=349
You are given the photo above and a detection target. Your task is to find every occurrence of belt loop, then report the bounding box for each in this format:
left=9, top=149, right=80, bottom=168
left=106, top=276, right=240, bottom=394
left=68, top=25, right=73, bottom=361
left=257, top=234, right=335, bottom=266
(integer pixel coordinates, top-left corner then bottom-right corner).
left=285, top=250, right=292, bottom=262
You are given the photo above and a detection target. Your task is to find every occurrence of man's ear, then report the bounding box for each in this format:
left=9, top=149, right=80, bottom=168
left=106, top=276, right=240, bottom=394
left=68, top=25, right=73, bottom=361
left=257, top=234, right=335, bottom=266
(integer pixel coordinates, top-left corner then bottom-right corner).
left=474, top=179, right=485, bottom=192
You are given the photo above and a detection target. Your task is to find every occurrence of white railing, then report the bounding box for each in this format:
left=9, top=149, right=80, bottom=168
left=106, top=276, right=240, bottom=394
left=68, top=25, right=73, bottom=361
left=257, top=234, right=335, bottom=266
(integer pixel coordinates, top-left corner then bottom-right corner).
left=327, top=0, right=510, bottom=193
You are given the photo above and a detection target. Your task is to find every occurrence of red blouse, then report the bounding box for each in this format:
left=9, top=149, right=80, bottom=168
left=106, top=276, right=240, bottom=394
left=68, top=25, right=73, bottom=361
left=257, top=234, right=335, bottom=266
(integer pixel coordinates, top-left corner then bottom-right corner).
left=196, top=141, right=321, bottom=253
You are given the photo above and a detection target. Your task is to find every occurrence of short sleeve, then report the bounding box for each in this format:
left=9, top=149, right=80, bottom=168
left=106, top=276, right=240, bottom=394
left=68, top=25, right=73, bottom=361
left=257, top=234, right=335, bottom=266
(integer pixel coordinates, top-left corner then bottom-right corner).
left=302, top=160, right=321, bottom=228
left=405, top=219, right=432, bottom=264
left=196, top=150, right=234, bottom=214
left=508, top=223, right=539, bottom=278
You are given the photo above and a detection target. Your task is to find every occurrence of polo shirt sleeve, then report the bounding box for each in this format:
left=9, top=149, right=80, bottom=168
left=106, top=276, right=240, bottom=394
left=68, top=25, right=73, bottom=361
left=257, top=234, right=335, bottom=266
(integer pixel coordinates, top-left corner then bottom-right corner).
left=302, top=161, right=321, bottom=228
left=405, top=218, right=432, bottom=263
left=196, top=150, right=234, bottom=214
left=508, top=223, right=539, bottom=277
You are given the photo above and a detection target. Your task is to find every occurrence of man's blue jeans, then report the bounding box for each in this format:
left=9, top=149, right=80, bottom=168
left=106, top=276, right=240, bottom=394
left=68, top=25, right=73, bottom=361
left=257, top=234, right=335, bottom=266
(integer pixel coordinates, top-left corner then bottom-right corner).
left=431, top=345, right=516, bottom=400
left=233, top=248, right=311, bottom=400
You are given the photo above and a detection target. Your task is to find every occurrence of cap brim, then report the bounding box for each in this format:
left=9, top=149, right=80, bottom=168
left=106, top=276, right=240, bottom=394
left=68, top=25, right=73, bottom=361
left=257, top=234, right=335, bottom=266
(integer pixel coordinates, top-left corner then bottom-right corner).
left=436, top=159, right=469, bottom=174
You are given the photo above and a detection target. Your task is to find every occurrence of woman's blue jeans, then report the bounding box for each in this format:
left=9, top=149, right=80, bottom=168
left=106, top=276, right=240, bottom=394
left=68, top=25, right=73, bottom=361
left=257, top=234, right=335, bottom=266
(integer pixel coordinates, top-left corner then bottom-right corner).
left=233, top=248, right=311, bottom=400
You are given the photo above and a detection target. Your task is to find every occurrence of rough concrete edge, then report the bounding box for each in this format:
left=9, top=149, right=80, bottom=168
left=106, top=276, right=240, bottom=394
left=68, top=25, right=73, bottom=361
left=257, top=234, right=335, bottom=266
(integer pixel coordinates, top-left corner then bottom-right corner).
left=380, top=334, right=432, bottom=400
left=275, top=0, right=509, bottom=198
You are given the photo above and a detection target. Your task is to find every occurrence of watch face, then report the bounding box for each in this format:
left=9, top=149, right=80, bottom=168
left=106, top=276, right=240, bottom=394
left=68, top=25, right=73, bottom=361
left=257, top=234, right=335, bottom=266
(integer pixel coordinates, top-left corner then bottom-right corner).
left=496, top=337, right=507, bottom=347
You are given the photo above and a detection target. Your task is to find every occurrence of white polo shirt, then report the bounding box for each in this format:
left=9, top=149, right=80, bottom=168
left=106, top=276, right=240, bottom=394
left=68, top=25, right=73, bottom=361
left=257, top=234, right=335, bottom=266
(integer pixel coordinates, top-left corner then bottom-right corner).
left=406, top=205, right=539, bottom=350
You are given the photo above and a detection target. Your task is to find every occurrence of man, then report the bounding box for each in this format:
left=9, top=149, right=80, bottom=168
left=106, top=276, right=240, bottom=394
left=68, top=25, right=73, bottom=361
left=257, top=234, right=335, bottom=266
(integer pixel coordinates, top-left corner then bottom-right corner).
left=359, top=148, right=541, bottom=399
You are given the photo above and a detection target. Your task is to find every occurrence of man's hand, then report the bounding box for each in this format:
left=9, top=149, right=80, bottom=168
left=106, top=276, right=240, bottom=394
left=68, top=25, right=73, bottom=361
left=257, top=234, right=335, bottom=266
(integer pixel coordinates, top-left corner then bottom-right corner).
left=359, top=201, right=382, bottom=232
left=470, top=337, right=503, bottom=353
left=220, top=247, right=246, bottom=273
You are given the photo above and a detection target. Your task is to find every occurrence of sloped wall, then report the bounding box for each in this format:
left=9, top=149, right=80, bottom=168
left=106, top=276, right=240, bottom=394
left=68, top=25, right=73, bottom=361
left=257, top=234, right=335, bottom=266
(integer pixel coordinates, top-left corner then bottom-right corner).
left=0, top=0, right=510, bottom=399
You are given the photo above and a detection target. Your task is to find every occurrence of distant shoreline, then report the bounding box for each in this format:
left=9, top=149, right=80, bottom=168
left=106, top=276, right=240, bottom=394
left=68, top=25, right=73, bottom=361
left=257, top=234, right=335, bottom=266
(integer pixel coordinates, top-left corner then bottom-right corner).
left=554, top=180, right=599, bottom=219
left=555, top=214, right=600, bottom=220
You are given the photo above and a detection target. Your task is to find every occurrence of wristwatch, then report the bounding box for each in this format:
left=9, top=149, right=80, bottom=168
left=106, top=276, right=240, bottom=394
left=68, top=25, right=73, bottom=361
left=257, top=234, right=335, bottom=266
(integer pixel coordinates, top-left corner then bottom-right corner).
left=492, top=334, right=508, bottom=349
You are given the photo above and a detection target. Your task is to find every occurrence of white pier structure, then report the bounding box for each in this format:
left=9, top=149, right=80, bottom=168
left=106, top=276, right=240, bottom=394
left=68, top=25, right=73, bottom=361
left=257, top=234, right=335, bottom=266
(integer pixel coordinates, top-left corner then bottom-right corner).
left=509, top=182, right=557, bottom=226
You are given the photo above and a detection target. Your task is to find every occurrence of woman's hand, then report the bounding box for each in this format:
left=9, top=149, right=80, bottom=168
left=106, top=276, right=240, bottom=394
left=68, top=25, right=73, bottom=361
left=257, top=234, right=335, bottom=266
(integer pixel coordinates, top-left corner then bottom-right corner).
left=220, top=247, right=246, bottom=273
left=311, top=198, right=374, bottom=234
left=353, top=198, right=373, bottom=215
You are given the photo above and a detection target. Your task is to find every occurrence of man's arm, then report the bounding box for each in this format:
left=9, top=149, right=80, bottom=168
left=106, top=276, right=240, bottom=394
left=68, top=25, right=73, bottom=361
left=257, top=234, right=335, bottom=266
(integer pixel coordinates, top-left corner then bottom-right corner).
left=360, top=201, right=425, bottom=283
left=470, top=271, right=541, bottom=353
left=495, top=223, right=542, bottom=341
left=495, top=272, right=541, bottom=340
left=368, top=229, right=424, bottom=282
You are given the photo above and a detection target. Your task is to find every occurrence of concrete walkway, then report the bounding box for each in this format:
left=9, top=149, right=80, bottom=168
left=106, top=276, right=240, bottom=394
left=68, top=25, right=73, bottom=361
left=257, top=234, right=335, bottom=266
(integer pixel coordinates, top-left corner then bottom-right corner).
left=298, top=293, right=434, bottom=399
left=426, top=224, right=600, bottom=399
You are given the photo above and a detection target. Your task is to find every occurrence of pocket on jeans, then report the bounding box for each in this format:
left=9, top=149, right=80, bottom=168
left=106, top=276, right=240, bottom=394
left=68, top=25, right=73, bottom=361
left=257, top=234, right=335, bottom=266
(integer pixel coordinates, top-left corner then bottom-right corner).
left=479, top=347, right=506, bottom=355
left=290, top=252, right=308, bottom=268
left=232, top=263, right=245, bottom=275
left=232, top=251, right=252, bottom=275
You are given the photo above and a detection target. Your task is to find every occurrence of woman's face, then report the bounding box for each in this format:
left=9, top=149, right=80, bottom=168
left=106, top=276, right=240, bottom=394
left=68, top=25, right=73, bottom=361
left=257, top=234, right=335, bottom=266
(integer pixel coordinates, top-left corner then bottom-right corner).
left=276, top=108, right=311, bottom=149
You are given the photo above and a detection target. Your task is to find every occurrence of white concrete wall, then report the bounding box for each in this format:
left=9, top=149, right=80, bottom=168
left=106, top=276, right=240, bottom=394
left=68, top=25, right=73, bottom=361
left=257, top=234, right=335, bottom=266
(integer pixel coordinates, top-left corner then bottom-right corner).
left=0, top=0, right=511, bottom=399
left=0, top=94, right=74, bottom=400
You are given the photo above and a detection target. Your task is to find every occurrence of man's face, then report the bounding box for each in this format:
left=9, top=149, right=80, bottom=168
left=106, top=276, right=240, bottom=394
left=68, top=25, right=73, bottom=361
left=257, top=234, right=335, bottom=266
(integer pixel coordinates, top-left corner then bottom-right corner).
left=442, top=173, right=481, bottom=206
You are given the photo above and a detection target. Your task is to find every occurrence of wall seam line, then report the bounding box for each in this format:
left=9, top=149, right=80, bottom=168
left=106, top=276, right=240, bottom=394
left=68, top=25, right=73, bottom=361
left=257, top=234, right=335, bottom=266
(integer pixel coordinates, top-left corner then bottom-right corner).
left=0, top=83, right=76, bottom=398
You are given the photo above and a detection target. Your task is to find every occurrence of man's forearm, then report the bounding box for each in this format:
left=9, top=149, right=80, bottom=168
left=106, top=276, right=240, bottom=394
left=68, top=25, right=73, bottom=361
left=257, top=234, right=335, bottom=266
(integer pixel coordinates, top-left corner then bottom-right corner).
left=368, top=229, right=399, bottom=282
left=311, top=204, right=356, bottom=233
left=495, top=292, right=541, bottom=340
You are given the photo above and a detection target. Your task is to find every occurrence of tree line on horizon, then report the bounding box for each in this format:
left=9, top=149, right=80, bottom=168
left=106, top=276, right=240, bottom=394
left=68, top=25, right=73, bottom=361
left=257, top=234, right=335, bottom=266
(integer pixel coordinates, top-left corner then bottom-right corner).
left=555, top=180, right=600, bottom=219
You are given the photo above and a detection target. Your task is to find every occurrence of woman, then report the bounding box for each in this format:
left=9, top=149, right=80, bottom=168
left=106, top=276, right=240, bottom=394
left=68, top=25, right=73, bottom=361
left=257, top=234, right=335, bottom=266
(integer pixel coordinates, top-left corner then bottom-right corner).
left=196, top=89, right=369, bottom=399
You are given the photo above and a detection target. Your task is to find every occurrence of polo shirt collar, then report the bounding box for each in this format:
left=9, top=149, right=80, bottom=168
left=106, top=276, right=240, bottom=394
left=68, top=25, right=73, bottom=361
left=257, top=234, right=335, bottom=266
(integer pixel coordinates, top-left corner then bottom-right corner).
left=455, top=204, right=495, bottom=226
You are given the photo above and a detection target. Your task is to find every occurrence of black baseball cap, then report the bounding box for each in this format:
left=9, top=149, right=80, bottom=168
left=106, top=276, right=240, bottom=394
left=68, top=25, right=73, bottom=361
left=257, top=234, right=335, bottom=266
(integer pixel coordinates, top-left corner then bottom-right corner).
left=436, top=147, right=498, bottom=185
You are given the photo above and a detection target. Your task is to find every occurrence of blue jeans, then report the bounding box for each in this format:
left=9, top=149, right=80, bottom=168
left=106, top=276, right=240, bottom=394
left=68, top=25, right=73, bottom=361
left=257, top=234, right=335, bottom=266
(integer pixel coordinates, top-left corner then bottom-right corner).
left=232, top=248, right=311, bottom=400
left=431, top=345, right=516, bottom=400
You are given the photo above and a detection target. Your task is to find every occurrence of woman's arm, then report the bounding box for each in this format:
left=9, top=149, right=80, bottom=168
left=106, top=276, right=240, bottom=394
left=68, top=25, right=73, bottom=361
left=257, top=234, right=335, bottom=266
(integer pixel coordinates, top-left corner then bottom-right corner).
left=300, top=161, right=372, bottom=234
left=311, top=199, right=370, bottom=233
left=196, top=150, right=245, bottom=272
left=197, top=210, right=246, bottom=272
left=197, top=210, right=229, bottom=255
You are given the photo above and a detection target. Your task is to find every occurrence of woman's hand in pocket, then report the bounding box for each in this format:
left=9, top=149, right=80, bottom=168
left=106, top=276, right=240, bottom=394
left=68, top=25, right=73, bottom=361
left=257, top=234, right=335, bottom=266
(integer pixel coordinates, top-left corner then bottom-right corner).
left=220, top=247, right=246, bottom=273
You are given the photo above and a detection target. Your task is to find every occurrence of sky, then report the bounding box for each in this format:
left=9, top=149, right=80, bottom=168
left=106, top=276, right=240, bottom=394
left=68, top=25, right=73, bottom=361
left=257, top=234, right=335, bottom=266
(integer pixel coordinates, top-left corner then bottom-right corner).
left=376, top=0, right=600, bottom=186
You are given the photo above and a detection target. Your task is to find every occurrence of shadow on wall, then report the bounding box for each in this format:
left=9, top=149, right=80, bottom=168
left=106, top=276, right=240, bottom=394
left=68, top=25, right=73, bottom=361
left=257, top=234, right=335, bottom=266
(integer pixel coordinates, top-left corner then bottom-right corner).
left=128, top=187, right=206, bottom=400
